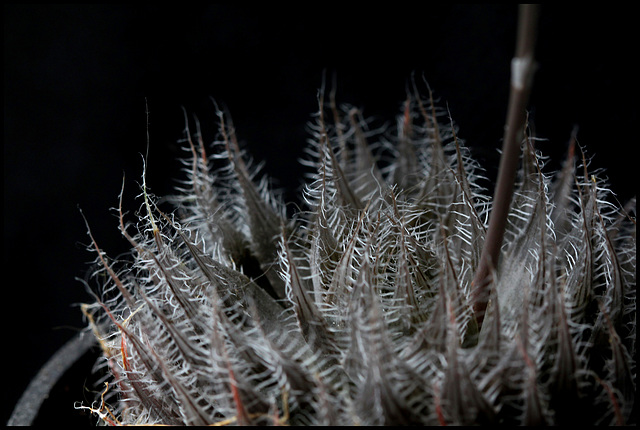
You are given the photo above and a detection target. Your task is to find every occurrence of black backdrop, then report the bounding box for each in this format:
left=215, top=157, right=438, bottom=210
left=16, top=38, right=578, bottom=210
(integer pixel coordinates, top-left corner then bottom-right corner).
left=3, top=4, right=636, bottom=424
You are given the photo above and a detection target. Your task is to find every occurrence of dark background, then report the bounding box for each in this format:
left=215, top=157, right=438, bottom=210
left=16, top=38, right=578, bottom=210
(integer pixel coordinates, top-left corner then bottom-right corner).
left=3, top=4, right=636, bottom=424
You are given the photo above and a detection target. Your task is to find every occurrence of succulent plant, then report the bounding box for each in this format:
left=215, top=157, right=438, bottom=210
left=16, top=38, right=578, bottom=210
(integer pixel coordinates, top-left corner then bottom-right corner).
left=77, top=5, right=635, bottom=426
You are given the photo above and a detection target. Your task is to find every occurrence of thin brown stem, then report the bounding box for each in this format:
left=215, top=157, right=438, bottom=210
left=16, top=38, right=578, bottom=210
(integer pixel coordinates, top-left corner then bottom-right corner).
left=471, top=4, right=540, bottom=327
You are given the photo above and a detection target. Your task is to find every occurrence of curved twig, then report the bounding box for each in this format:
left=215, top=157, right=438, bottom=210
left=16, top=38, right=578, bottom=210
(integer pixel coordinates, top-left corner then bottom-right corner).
left=471, top=4, right=540, bottom=327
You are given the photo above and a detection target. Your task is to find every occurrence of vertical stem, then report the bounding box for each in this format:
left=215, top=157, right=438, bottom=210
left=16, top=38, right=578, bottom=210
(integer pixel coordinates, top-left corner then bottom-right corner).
left=471, top=4, right=540, bottom=327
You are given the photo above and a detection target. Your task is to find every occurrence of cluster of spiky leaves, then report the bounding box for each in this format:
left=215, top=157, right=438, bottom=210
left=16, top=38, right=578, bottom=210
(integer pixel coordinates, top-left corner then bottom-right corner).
left=80, top=84, right=636, bottom=425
